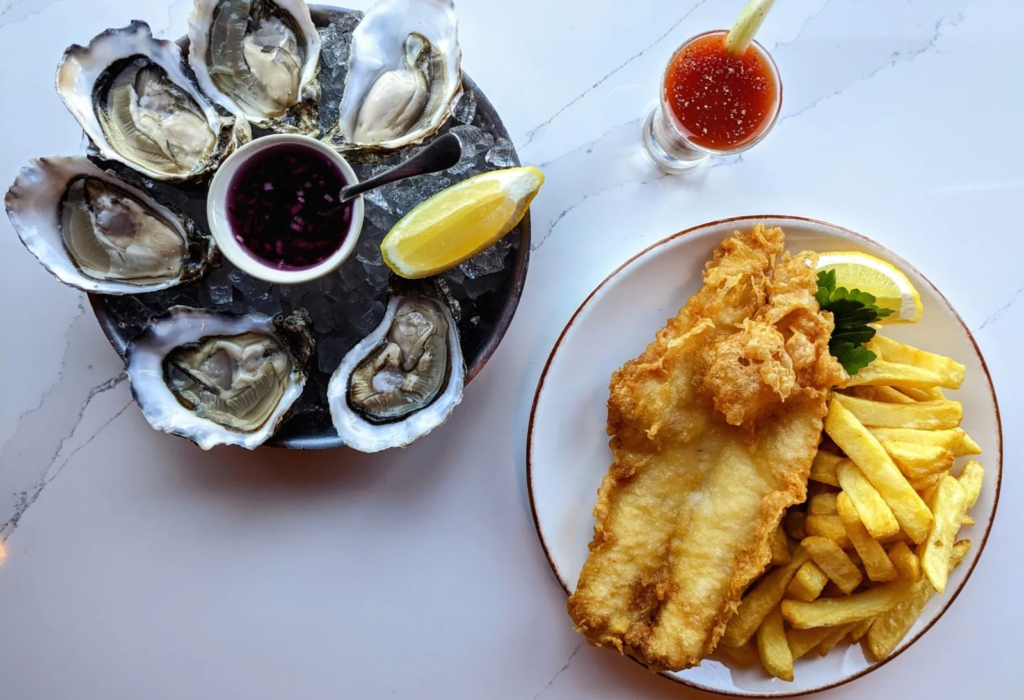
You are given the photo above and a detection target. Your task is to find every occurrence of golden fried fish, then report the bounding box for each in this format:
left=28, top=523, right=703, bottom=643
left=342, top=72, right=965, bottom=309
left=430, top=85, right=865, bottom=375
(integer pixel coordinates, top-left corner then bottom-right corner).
left=567, top=225, right=845, bottom=671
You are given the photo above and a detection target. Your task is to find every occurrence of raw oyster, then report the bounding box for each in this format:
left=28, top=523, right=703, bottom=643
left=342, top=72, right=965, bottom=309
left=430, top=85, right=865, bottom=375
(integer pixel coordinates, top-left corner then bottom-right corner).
left=126, top=307, right=314, bottom=450
left=187, top=0, right=322, bottom=134
left=333, top=0, right=462, bottom=152
left=56, top=21, right=250, bottom=182
left=328, top=294, right=464, bottom=451
left=4, top=156, right=213, bottom=294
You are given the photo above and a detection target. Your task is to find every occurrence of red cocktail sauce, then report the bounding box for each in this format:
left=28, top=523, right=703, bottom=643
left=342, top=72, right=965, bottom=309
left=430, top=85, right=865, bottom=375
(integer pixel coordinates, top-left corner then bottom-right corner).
left=664, top=32, right=778, bottom=151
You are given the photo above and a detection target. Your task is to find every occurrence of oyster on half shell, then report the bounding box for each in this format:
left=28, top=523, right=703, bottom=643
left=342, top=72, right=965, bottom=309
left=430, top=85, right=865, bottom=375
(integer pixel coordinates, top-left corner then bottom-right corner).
left=56, top=21, right=250, bottom=182
left=333, top=0, right=462, bottom=152
left=187, top=0, right=322, bottom=134
left=126, top=307, right=314, bottom=450
left=4, top=156, right=213, bottom=294
left=328, top=295, right=464, bottom=452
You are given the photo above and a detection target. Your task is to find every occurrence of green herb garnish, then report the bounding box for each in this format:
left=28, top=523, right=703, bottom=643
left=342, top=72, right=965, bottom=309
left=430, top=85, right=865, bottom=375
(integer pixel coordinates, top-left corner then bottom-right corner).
left=816, top=269, right=893, bottom=375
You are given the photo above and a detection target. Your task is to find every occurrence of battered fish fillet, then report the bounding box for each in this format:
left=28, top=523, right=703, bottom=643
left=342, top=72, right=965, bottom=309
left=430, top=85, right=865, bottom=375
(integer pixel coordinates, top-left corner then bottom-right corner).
left=567, top=225, right=846, bottom=672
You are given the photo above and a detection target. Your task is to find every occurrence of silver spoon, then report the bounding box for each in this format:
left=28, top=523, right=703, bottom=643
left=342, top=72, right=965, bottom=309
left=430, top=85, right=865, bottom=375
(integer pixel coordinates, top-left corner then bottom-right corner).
left=337, top=133, right=464, bottom=204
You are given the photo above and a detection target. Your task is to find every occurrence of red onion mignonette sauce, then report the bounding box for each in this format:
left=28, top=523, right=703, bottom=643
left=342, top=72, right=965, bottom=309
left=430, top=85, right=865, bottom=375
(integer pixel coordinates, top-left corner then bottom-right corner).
left=227, top=143, right=353, bottom=270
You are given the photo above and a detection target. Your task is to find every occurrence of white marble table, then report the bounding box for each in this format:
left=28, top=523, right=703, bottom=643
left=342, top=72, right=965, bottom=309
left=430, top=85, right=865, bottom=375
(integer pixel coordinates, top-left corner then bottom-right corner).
left=0, top=1, right=1020, bottom=698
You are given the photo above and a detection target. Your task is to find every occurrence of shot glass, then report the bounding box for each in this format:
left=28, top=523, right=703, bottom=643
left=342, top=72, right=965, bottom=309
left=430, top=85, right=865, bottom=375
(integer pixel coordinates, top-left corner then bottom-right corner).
left=641, top=30, right=782, bottom=174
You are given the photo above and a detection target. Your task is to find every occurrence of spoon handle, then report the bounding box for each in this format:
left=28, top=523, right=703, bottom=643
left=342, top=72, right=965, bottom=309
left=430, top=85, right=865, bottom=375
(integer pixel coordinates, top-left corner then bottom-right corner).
left=339, top=133, right=463, bottom=203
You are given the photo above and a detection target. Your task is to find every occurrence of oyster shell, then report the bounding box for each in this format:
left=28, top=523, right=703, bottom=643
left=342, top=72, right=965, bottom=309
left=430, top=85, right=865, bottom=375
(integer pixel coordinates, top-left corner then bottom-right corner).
left=187, top=0, right=322, bottom=134
left=126, top=307, right=314, bottom=450
left=328, top=294, right=464, bottom=452
left=56, top=21, right=250, bottom=182
left=4, top=156, right=213, bottom=294
left=333, top=0, right=462, bottom=152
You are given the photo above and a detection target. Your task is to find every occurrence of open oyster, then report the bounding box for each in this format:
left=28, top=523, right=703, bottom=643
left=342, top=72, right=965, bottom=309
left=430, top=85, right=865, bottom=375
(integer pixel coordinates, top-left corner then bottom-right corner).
left=333, top=0, right=462, bottom=152
left=187, top=0, right=322, bottom=134
left=56, top=21, right=250, bottom=182
left=126, top=307, right=314, bottom=450
left=328, top=295, right=464, bottom=452
left=4, top=156, right=213, bottom=294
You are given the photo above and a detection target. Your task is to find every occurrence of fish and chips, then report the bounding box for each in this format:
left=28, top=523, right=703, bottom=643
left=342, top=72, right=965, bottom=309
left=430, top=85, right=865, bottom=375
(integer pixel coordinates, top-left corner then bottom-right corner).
left=565, top=224, right=987, bottom=681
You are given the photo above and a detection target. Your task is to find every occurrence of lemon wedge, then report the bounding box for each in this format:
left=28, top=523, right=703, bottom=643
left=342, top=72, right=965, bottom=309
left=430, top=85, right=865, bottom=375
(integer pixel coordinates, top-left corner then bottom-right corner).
left=381, top=166, right=544, bottom=279
left=724, top=0, right=776, bottom=56
left=816, top=251, right=922, bottom=324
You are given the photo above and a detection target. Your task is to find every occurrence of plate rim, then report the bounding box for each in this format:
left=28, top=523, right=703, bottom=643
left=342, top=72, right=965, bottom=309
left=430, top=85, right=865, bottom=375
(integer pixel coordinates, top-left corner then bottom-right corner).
left=525, top=214, right=1003, bottom=698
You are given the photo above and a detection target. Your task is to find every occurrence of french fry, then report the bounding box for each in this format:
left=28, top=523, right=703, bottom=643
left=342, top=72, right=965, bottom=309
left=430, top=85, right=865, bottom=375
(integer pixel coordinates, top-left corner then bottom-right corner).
left=805, top=514, right=852, bottom=549
left=844, top=360, right=947, bottom=389
left=847, top=618, right=874, bottom=643
left=918, top=475, right=968, bottom=594
left=881, top=441, right=955, bottom=480
left=809, top=492, right=838, bottom=515
left=837, top=493, right=899, bottom=582
left=870, top=386, right=917, bottom=403
left=866, top=335, right=965, bottom=389
left=847, top=386, right=917, bottom=403
left=887, top=541, right=922, bottom=581
left=722, top=549, right=811, bottom=647
left=880, top=529, right=912, bottom=545
left=782, top=578, right=916, bottom=629
left=825, top=400, right=933, bottom=543
left=717, top=640, right=760, bottom=666
left=786, top=561, right=830, bottom=602
left=835, top=459, right=900, bottom=539
left=910, top=471, right=945, bottom=492
left=802, top=536, right=863, bottom=594
left=871, top=427, right=981, bottom=457
left=786, top=627, right=832, bottom=660
left=757, top=607, right=794, bottom=682
left=784, top=509, right=807, bottom=540
left=833, top=394, right=962, bottom=430
left=771, top=524, right=792, bottom=566
left=866, top=541, right=971, bottom=659
left=899, top=386, right=945, bottom=401
left=958, top=433, right=983, bottom=456
left=810, top=451, right=842, bottom=487
left=957, top=460, right=984, bottom=509
left=815, top=623, right=855, bottom=656
left=869, top=427, right=965, bottom=452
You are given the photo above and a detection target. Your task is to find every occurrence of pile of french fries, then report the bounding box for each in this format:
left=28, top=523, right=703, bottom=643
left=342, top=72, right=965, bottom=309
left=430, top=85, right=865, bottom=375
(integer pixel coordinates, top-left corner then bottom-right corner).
left=717, top=334, right=986, bottom=682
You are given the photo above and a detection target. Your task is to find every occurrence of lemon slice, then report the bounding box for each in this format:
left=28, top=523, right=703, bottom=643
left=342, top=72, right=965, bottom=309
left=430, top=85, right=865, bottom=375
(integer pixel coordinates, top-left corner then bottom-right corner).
left=816, top=251, right=923, bottom=324
left=724, top=0, right=776, bottom=56
left=381, top=166, right=544, bottom=279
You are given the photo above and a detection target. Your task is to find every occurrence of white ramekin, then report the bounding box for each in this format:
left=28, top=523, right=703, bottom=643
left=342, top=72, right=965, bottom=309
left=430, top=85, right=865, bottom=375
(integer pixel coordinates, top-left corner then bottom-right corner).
left=206, top=134, right=365, bottom=285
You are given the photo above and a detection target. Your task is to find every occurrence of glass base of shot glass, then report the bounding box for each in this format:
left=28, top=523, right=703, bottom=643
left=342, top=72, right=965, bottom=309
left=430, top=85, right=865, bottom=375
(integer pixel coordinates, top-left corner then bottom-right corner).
left=641, top=106, right=709, bottom=174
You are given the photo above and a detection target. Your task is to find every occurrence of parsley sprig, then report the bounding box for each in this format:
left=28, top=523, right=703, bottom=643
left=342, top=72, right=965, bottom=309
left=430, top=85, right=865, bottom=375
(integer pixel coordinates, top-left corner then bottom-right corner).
left=816, top=269, right=893, bottom=375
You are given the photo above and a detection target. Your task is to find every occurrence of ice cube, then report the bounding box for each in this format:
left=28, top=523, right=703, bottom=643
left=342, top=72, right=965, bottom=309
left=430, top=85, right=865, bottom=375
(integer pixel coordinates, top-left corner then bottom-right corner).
left=365, top=201, right=399, bottom=231
left=228, top=267, right=272, bottom=297
left=485, top=139, right=517, bottom=168
left=317, top=336, right=348, bottom=374
left=452, top=89, right=477, bottom=125
left=461, top=239, right=511, bottom=279
left=448, top=125, right=495, bottom=158
left=207, top=266, right=235, bottom=305
left=303, top=293, right=336, bottom=333
left=356, top=236, right=384, bottom=266
left=250, top=291, right=282, bottom=316
left=354, top=300, right=387, bottom=336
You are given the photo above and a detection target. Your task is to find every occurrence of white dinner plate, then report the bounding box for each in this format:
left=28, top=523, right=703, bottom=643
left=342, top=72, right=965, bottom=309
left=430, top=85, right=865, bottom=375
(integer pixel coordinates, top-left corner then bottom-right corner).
left=527, top=215, right=1002, bottom=697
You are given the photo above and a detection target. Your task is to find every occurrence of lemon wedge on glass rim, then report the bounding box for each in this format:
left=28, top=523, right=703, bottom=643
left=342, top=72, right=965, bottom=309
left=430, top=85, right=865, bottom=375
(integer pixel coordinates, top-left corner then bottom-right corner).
left=816, top=251, right=923, bottom=323
left=381, top=166, right=544, bottom=279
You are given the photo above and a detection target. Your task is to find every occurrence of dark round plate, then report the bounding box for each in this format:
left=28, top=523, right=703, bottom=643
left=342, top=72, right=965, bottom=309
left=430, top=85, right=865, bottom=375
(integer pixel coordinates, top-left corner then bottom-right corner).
left=89, top=5, right=530, bottom=450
